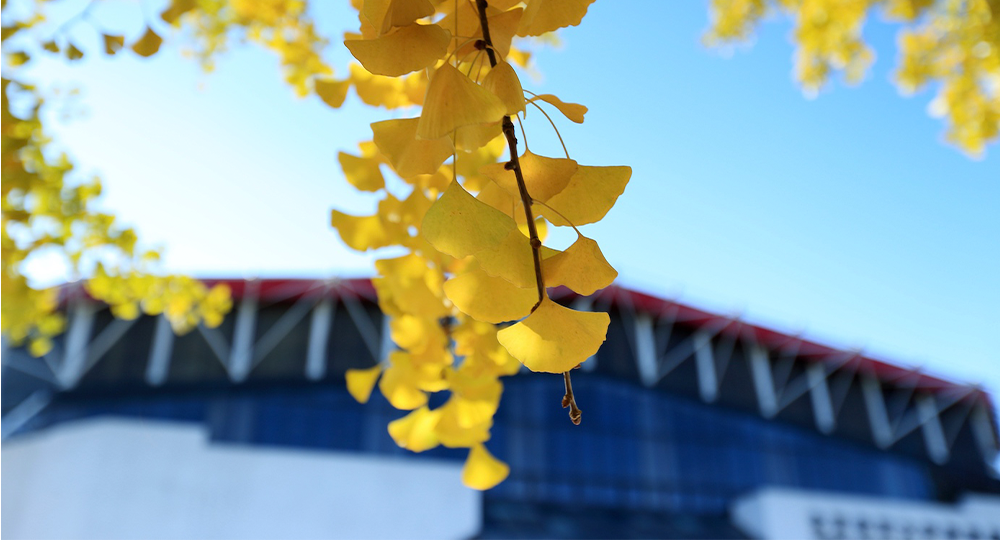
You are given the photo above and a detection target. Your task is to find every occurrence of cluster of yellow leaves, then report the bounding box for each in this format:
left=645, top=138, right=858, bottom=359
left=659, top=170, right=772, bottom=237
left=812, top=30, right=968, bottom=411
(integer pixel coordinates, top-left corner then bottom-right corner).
left=1, top=19, right=232, bottom=357
left=704, top=0, right=1000, bottom=156
left=330, top=0, right=632, bottom=490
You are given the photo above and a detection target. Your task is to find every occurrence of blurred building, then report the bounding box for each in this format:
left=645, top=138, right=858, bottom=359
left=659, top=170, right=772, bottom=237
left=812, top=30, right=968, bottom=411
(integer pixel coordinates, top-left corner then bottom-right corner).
left=3, top=278, right=999, bottom=539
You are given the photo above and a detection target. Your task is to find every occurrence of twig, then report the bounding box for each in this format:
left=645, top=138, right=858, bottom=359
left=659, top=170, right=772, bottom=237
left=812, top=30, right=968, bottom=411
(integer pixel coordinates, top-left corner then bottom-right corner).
left=475, top=0, right=581, bottom=426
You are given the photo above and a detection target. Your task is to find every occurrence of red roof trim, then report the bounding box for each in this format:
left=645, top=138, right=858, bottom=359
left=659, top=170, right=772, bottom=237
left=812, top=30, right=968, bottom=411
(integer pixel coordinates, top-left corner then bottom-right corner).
left=65, top=277, right=990, bottom=405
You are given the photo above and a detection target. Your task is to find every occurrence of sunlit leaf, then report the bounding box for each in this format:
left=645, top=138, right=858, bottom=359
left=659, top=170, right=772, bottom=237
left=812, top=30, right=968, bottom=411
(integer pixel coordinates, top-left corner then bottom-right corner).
left=444, top=262, right=537, bottom=323
left=528, top=93, right=587, bottom=123
left=103, top=34, right=125, bottom=55
left=516, top=0, right=595, bottom=37
left=540, top=165, right=631, bottom=226
left=314, top=78, right=350, bottom=108
left=131, top=27, right=163, bottom=58
left=416, top=63, right=506, bottom=140
left=542, top=234, right=616, bottom=295
left=372, top=117, right=453, bottom=178
left=346, top=365, right=382, bottom=403
left=388, top=406, right=441, bottom=452
left=422, top=181, right=516, bottom=258
left=330, top=210, right=392, bottom=251
left=480, top=150, right=577, bottom=202
left=345, top=23, right=450, bottom=77
left=496, top=298, right=609, bottom=373
left=462, top=444, right=509, bottom=490
left=482, top=60, right=525, bottom=116
left=338, top=151, right=384, bottom=192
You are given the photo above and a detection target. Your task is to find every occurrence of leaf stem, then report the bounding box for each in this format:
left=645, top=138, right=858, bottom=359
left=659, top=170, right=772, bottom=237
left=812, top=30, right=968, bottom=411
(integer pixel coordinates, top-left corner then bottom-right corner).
left=562, top=371, right=582, bottom=425
left=476, top=0, right=580, bottom=425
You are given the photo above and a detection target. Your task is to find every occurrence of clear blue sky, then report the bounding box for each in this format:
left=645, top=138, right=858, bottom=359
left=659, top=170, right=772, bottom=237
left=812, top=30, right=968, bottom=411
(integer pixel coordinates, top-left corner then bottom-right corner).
left=20, top=1, right=1000, bottom=398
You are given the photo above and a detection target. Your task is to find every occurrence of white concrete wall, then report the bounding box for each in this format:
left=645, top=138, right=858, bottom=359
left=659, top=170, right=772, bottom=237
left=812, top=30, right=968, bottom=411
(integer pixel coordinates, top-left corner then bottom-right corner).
left=2, top=418, right=481, bottom=540
left=732, top=486, right=1000, bottom=540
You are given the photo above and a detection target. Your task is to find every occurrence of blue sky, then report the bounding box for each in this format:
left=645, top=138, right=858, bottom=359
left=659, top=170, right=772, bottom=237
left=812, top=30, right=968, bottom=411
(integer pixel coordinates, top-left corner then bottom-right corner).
left=19, top=1, right=1000, bottom=396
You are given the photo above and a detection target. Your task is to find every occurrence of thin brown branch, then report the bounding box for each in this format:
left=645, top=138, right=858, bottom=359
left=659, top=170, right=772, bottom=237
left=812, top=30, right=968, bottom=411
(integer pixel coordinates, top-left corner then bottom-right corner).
left=474, top=0, right=545, bottom=312
left=475, top=0, right=580, bottom=426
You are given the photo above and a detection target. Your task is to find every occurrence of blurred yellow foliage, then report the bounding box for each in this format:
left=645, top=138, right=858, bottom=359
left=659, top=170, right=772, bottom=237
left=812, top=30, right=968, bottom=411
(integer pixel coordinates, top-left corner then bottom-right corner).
left=705, top=0, right=1000, bottom=156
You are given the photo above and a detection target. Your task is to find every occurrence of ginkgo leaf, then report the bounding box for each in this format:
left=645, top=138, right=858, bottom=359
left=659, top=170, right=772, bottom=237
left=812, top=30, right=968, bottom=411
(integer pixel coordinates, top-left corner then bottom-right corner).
left=338, top=151, right=384, bottom=192
left=346, top=365, right=382, bottom=403
left=315, top=78, right=350, bottom=108
left=331, top=210, right=393, bottom=251
left=462, top=444, right=509, bottom=490
left=444, top=263, right=537, bottom=323
left=474, top=227, right=536, bottom=288
left=363, top=0, right=435, bottom=35
left=379, top=353, right=430, bottom=410
left=103, top=34, right=125, bottom=55
left=349, top=63, right=411, bottom=108
left=540, top=165, right=631, bottom=226
left=388, top=406, right=441, bottom=452
left=345, top=23, right=450, bottom=77
left=482, top=60, right=525, bottom=115
left=416, top=63, right=506, bottom=140
left=160, top=0, right=195, bottom=24
left=132, top=27, right=162, bottom=57
left=480, top=150, right=577, bottom=202
left=496, top=297, right=609, bottom=373
left=476, top=181, right=515, bottom=217
left=371, top=117, right=453, bottom=177
left=436, top=399, right=492, bottom=447
left=66, top=43, right=84, bottom=61
left=374, top=254, right=450, bottom=319
left=528, top=93, right=587, bottom=123
left=422, top=181, right=515, bottom=258
left=455, top=122, right=502, bottom=152
left=542, top=235, right=617, bottom=295
left=484, top=8, right=523, bottom=59
left=517, top=0, right=595, bottom=37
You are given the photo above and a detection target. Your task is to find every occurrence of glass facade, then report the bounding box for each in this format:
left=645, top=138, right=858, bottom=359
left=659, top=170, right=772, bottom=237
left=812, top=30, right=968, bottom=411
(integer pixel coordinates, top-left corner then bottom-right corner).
left=16, top=371, right=934, bottom=518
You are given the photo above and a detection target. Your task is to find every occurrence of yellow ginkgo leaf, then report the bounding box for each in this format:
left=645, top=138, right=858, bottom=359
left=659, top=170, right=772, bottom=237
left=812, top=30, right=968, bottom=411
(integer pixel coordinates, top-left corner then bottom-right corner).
left=131, top=27, right=163, bottom=57
left=388, top=406, right=441, bottom=452
left=451, top=7, right=524, bottom=60
left=436, top=399, right=492, bottom=447
left=474, top=227, right=536, bottom=288
left=517, top=0, right=595, bottom=37
left=374, top=254, right=450, bottom=319
left=462, top=444, right=509, bottom=490
left=540, top=164, right=631, bottom=226
left=542, top=235, right=617, bottom=295
left=379, top=354, right=430, bottom=410
left=349, top=63, right=411, bottom=108
left=455, top=122, right=502, bottom=152
left=422, top=181, right=516, bottom=258
left=338, top=152, right=384, bottom=192
left=345, top=23, right=450, bottom=77
left=482, top=60, right=526, bottom=115
left=496, top=297, right=609, bottom=373
left=444, top=263, right=537, bottom=323
left=416, top=63, right=506, bottom=140
left=330, top=210, right=391, bottom=251
left=363, top=0, right=434, bottom=35
left=371, top=117, right=453, bottom=178
left=314, top=78, right=350, bottom=108
left=528, top=93, right=587, bottom=123
left=477, top=181, right=515, bottom=217
left=345, top=365, right=382, bottom=404
left=485, top=8, right=523, bottom=59
left=103, top=34, right=125, bottom=55
left=480, top=151, right=577, bottom=202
